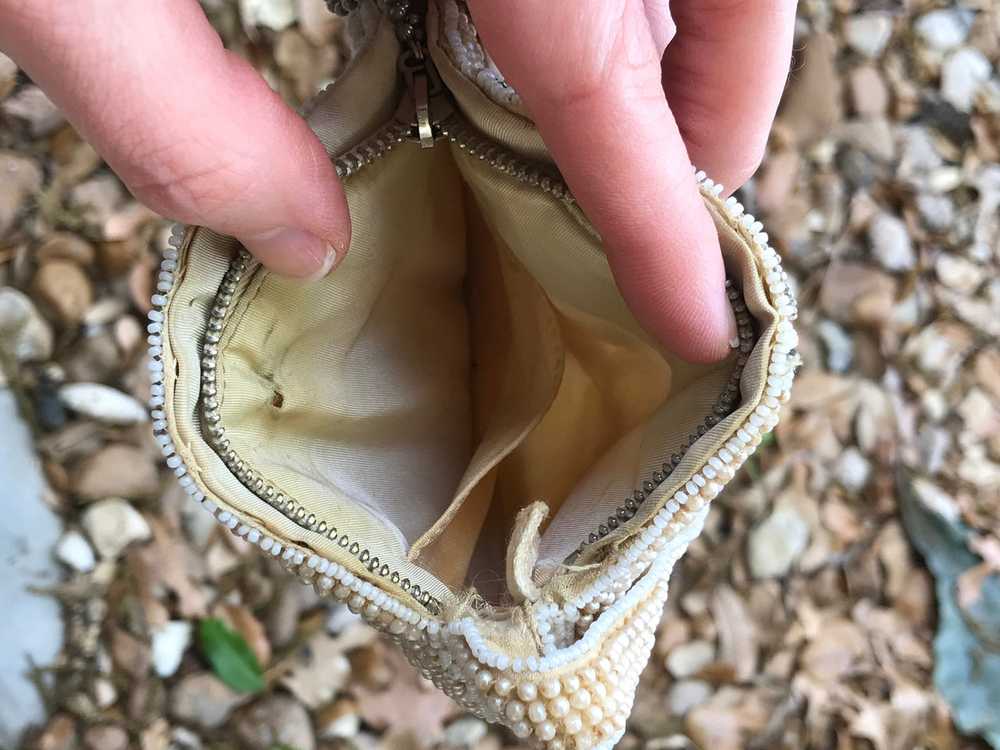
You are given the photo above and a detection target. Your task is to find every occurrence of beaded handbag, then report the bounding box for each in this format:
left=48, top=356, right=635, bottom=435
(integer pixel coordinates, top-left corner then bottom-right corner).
left=150, top=1, right=798, bottom=747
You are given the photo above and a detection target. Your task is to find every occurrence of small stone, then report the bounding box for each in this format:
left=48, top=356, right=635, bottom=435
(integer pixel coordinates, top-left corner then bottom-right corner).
left=94, top=678, right=117, bottom=709
left=1, top=85, right=65, bottom=137
left=114, top=315, right=144, bottom=355
left=84, top=724, right=129, bottom=750
left=0, top=51, right=16, bottom=99
left=935, top=253, right=984, bottom=293
left=848, top=65, right=888, bottom=117
left=666, top=640, right=716, bottom=679
left=915, top=193, right=955, bottom=231
left=72, top=443, right=160, bottom=501
left=36, top=232, right=97, bottom=266
left=32, top=260, right=94, bottom=326
left=867, top=213, right=916, bottom=272
left=152, top=621, right=193, bottom=678
left=957, top=388, right=999, bottom=440
left=835, top=448, right=871, bottom=492
left=35, top=714, right=77, bottom=750
left=55, top=530, right=97, bottom=573
left=668, top=680, right=713, bottom=716
left=0, top=151, right=43, bottom=238
left=82, top=498, right=151, bottom=559
left=69, top=174, right=125, bottom=229
left=915, top=9, right=974, bottom=52
left=239, top=0, right=296, bottom=30
left=844, top=12, right=893, bottom=58
left=974, top=349, right=1000, bottom=402
left=170, top=673, right=247, bottom=729
left=234, top=695, right=315, bottom=750
left=0, top=287, right=54, bottom=362
left=441, top=717, right=487, bottom=747
left=317, top=698, right=362, bottom=740
left=58, top=383, right=148, bottom=425
left=941, top=47, right=992, bottom=112
left=748, top=502, right=810, bottom=579
left=816, top=319, right=854, bottom=373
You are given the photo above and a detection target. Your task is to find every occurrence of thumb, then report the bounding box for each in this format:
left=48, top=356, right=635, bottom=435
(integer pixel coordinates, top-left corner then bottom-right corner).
left=468, top=1, right=736, bottom=363
left=0, top=0, right=349, bottom=278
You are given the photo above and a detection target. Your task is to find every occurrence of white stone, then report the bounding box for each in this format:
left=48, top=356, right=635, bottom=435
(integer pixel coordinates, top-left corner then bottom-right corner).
left=748, top=502, right=810, bottom=579
left=0, top=86, right=65, bottom=137
left=816, top=319, right=854, bottom=373
left=941, top=47, right=993, bottom=112
left=55, top=530, right=96, bottom=573
left=915, top=193, right=954, bottom=231
left=0, top=389, right=64, bottom=747
left=935, top=254, right=984, bottom=293
left=443, top=717, right=488, bottom=746
left=668, top=679, right=713, bottom=716
left=666, top=640, right=715, bottom=679
left=0, top=287, right=54, bottom=363
left=914, top=9, right=974, bottom=51
left=82, top=498, right=151, bottom=559
left=59, top=382, right=148, bottom=425
left=239, top=0, right=295, bottom=30
left=844, top=12, right=893, bottom=58
left=868, top=213, right=916, bottom=272
left=835, top=448, right=872, bottom=493
left=152, top=621, right=193, bottom=678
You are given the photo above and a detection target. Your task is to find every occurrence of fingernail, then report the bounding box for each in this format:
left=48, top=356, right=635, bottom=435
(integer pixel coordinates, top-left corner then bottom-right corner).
left=241, top=227, right=338, bottom=279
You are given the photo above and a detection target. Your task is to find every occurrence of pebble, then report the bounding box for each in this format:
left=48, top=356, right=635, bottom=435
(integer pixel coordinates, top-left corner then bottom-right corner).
left=316, top=698, right=362, bottom=740
left=941, top=47, right=992, bottom=112
left=151, top=621, right=193, bottom=678
left=816, top=319, right=854, bottom=373
left=58, top=382, right=148, bottom=425
left=0, top=287, right=54, bottom=362
left=0, top=151, right=43, bottom=238
left=935, top=253, right=984, bottom=293
left=68, top=175, right=125, bottom=230
left=668, top=679, right=713, bottom=716
left=835, top=448, right=872, bottom=493
left=849, top=65, right=888, bottom=117
left=1, top=85, right=66, bottom=137
left=35, top=714, right=77, bottom=750
left=55, top=530, right=97, bottom=573
left=915, top=193, right=955, bottom=231
left=867, top=213, right=916, bottom=272
left=32, top=260, right=94, bottom=326
left=442, top=717, right=488, bottom=747
left=748, top=502, right=811, bottom=579
left=83, top=725, right=128, bottom=750
left=73, top=443, right=160, bottom=501
left=36, top=232, right=97, bottom=267
left=666, top=640, right=716, bottom=679
left=234, top=695, right=315, bottom=750
left=239, top=0, right=296, bottom=31
left=914, top=8, right=974, bottom=52
left=844, top=12, right=893, bottom=58
left=81, top=498, right=151, bottom=559
left=170, top=672, right=247, bottom=729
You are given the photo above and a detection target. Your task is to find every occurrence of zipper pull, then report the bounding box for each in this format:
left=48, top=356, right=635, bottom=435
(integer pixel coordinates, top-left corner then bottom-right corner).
left=398, top=48, right=451, bottom=149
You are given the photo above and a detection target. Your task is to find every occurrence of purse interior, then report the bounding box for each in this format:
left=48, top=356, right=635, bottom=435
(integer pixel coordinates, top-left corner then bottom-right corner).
left=161, top=5, right=774, bottom=608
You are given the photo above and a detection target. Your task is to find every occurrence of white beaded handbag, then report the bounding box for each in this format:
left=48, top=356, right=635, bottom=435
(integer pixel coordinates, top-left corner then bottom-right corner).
left=149, top=1, right=798, bottom=746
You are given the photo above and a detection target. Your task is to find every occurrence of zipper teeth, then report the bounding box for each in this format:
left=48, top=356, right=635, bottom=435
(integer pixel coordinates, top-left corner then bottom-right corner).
left=334, top=120, right=413, bottom=179
left=198, top=249, right=442, bottom=614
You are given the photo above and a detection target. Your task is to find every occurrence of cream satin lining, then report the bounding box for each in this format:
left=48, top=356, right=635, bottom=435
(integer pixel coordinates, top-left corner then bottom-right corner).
left=163, top=3, right=776, bottom=605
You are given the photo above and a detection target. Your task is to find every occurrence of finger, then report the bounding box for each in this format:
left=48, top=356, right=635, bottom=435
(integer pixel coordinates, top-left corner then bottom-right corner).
left=468, top=2, right=736, bottom=363
left=662, top=0, right=797, bottom=193
left=0, top=0, right=349, bottom=278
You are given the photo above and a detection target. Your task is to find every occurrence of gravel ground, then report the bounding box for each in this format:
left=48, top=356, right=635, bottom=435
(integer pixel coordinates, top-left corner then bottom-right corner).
left=1, top=1, right=998, bottom=749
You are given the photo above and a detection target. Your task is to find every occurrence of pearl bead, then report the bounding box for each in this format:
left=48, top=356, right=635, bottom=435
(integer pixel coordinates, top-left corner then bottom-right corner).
left=592, top=682, right=607, bottom=700
left=512, top=721, right=531, bottom=739
left=495, top=677, right=514, bottom=696
left=537, top=721, right=557, bottom=741
left=570, top=688, right=591, bottom=709
left=565, top=712, right=583, bottom=734
left=505, top=700, right=525, bottom=722
left=516, top=682, right=537, bottom=701
left=586, top=704, right=604, bottom=725
left=599, top=719, right=615, bottom=737
left=581, top=667, right=597, bottom=683
left=576, top=730, right=595, bottom=749
left=540, top=678, right=561, bottom=698
left=528, top=701, right=547, bottom=722
left=549, top=696, right=570, bottom=718
left=475, top=669, right=494, bottom=692
left=562, top=675, right=581, bottom=693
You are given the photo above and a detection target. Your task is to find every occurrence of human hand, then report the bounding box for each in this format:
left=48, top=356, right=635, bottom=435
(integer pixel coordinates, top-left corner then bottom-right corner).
left=0, top=0, right=795, bottom=363
left=467, top=0, right=797, bottom=362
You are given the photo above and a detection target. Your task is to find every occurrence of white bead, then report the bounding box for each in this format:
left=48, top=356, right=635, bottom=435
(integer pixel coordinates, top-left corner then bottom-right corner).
left=495, top=677, right=513, bottom=696
left=505, top=700, right=526, bottom=723
left=549, top=696, right=570, bottom=718
left=512, top=721, right=531, bottom=739
left=565, top=712, right=583, bottom=734
left=541, top=678, right=561, bottom=698
left=570, top=689, right=591, bottom=709
left=528, top=701, right=547, bottom=722
left=537, top=721, right=557, bottom=741
left=517, top=682, right=537, bottom=701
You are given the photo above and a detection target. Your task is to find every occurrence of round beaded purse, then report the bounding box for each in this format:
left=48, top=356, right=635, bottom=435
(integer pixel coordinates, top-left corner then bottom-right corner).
left=149, top=1, right=798, bottom=747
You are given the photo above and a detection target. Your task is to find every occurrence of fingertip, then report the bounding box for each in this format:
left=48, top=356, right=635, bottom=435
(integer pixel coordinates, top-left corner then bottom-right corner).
left=239, top=227, right=339, bottom=279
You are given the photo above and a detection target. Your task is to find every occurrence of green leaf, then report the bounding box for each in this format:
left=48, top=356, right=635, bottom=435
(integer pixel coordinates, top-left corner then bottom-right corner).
left=198, top=617, right=265, bottom=694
